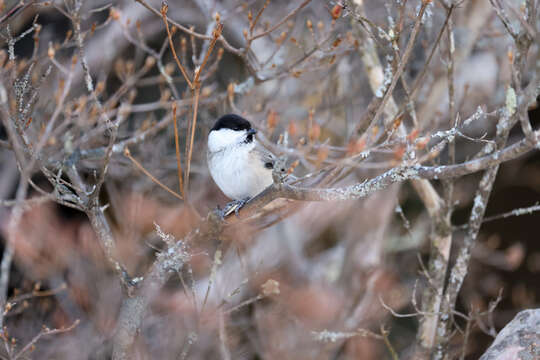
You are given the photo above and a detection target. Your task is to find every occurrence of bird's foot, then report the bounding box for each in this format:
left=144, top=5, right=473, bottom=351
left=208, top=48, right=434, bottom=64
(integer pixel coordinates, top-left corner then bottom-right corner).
left=221, top=198, right=250, bottom=217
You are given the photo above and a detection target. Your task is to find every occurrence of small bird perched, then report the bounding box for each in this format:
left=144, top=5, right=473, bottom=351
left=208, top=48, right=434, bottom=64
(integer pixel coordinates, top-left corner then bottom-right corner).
left=207, top=114, right=282, bottom=214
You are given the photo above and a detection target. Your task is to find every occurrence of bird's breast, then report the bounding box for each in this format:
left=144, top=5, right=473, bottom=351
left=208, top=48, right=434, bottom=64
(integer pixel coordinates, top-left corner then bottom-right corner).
left=208, top=146, right=272, bottom=200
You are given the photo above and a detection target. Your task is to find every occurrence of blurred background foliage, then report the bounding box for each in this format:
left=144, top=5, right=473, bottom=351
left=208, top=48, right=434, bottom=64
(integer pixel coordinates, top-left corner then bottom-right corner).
left=0, top=0, right=538, bottom=359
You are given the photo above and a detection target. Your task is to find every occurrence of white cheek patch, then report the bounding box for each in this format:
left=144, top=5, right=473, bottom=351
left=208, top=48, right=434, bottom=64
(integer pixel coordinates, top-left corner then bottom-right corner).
left=208, top=129, right=246, bottom=152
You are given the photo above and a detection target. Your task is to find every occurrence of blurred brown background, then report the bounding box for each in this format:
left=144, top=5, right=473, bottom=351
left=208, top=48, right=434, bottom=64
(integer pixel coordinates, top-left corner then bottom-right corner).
left=0, top=0, right=539, bottom=359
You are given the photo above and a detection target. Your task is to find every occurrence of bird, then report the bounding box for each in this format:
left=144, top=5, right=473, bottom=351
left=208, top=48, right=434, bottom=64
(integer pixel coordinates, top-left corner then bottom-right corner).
left=207, top=114, right=284, bottom=215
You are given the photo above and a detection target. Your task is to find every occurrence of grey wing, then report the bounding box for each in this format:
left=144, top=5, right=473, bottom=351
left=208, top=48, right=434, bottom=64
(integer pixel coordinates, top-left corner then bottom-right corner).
left=253, top=143, right=278, bottom=171
left=252, top=143, right=298, bottom=181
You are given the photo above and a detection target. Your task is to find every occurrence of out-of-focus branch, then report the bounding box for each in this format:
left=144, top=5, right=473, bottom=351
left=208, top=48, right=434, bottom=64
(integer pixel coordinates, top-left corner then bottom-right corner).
left=354, top=0, right=430, bottom=140
left=158, top=3, right=222, bottom=198
left=40, top=6, right=131, bottom=291
left=11, top=319, right=80, bottom=360
left=417, top=6, right=456, bottom=352
left=347, top=3, right=456, bottom=350
left=112, top=229, right=191, bottom=360
left=0, top=86, right=30, bottom=335
left=134, top=0, right=242, bottom=57
left=71, top=6, right=118, bottom=202
left=418, top=0, right=492, bottom=125
left=0, top=232, right=15, bottom=334
left=160, top=3, right=193, bottom=89
left=249, top=0, right=312, bottom=41
left=64, top=165, right=134, bottom=290
left=123, top=147, right=183, bottom=201
left=434, top=1, right=540, bottom=354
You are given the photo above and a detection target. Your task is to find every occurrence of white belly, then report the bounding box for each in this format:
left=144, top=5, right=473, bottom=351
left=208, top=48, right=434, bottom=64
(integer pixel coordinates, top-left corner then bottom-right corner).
left=208, top=146, right=272, bottom=200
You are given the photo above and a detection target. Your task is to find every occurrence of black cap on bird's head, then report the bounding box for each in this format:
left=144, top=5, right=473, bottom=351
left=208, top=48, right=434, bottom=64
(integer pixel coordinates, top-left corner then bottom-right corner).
left=211, top=114, right=253, bottom=133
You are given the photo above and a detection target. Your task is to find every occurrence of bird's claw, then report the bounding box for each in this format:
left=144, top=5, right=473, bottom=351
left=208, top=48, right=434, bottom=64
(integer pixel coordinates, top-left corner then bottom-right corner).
left=234, top=198, right=249, bottom=216
left=220, top=198, right=249, bottom=218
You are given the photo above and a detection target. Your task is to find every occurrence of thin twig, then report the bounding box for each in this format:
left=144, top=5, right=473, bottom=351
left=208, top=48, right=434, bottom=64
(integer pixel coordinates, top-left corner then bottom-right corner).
left=193, top=23, right=222, bottom=84
left=172, top=102, right=185, bottom=198
left=160, top=3, right=193, bottom=89
left=123, top=147, right=183, bottom=201
left=8, top=283, right=67, bottom=304
left=134, top=0, right=242, bottom=56
left=455, top=203, right=540, bottom=230
left=250, top=0, right=271, bottom=34
left=380, top=325, right=399, bottom=360
left=364, top=0, right=430, bottom=143
left=250, top=0, right=312, bottom=41
left=184, top=84, right=200, bottom=196
left=218, top=311, right=231, bottom=360
left=224, top=294, right=265, bottom=315
left=11, top=319, right=80, bottom=360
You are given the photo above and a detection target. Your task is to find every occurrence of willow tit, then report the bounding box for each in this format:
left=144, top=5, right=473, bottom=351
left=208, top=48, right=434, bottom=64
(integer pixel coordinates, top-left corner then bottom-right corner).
left=207, top=114, right=282, bottom=214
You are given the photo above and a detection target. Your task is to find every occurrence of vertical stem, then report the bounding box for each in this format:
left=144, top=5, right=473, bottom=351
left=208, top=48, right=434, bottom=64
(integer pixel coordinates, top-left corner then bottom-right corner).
left=160, top=3, right=193, bottom=89
left=0, top=240, right=14, bottom=333
left=172, top=102, right=185, bottom=198
left=446, top=17, right=456, bottom=167
left=363, top=0, right=430, bottom=143
left=184, top=83, right=201, bottom=196
left=0, top=100, right=30, bottom=335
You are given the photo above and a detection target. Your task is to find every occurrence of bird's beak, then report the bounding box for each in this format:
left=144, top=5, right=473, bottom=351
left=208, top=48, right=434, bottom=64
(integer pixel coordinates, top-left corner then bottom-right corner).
left=247, top=128, right=257, bottom=136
